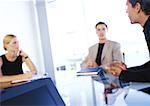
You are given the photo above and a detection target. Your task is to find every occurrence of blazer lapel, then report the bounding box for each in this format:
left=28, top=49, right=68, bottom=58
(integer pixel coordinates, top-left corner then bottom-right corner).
left=101, top=41, right=110, bottom=61
left=93, top=44, right=99, bottom=60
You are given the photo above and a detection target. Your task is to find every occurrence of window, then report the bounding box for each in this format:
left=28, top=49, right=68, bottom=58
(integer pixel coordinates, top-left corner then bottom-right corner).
left=46, top=0, right=149, bottom=69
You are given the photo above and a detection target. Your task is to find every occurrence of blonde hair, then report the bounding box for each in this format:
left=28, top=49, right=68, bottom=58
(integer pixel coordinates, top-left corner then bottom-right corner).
left=3, top=34, right=16, bottom=50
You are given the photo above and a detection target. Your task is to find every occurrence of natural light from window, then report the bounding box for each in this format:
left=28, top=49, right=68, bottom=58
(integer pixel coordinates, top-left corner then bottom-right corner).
left=46, top=0, right=149, bottom=70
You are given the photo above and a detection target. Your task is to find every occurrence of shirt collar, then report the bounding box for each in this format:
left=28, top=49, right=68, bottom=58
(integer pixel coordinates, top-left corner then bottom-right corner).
left=143, top=16, right=150, bottom=32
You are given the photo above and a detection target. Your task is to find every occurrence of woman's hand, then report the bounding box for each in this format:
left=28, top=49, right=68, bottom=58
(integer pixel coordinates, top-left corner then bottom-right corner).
left=19, top=50, right=28, bottom=58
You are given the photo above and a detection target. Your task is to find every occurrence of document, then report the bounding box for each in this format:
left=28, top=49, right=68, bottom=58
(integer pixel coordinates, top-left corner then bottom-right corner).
left=77, top=67, right=103, bottom=76
left=11, top=78, right=30, bottom=84
left=11, top=74, right=44, bottom=84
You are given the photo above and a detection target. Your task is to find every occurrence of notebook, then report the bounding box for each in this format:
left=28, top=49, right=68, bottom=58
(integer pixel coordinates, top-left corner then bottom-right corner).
left=77, top=67, right=111, bottom=85
left=77, top=67, right=103, bottom=76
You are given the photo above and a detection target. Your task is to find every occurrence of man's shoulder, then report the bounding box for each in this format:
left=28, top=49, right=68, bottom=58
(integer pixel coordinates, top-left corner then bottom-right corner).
left=107, top=40, right=120, bottom=45
left=89, top=43, right=98, bottom=49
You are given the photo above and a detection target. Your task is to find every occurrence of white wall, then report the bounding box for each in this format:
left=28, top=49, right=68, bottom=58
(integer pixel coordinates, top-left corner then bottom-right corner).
left=46, top=0, right=149, bottom=68
left=0, top=0, right=45, bottom=74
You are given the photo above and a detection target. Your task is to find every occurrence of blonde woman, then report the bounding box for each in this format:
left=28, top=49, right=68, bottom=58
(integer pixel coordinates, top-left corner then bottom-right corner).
left=0, top=34, right=37, bottom=83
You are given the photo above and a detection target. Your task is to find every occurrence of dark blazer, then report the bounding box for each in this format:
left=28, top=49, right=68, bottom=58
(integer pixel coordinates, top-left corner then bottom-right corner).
left=119, top=16, right=150, bottom=82
left=119, top=16, right=150, bottom=94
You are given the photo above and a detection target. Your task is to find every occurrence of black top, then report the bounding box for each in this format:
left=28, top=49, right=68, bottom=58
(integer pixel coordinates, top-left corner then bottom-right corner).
left=96, top=43, right=105, bottom=66
left=119, top=17, right=150, bottom=81
left=1, top=55, right=23, bottom=75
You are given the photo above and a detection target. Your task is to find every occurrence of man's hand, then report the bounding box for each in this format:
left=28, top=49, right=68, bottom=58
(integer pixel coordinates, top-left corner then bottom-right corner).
left=86, top=60, right=98, bottom=68
left=105, top=61, right=127, bottom=76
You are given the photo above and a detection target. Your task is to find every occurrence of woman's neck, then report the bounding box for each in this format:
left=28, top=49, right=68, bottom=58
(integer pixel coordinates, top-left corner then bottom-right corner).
left=5, top=52, right=17, bottom=61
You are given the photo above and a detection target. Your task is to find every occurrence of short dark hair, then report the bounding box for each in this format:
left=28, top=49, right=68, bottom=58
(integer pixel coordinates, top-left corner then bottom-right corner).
left=95, top=21, right=108, bottom=29
left=128, top=0, right=150, bottom=15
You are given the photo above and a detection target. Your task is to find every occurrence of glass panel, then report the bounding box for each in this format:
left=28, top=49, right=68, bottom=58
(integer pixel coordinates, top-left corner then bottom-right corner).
left=46, top=0, right=150, bottom=105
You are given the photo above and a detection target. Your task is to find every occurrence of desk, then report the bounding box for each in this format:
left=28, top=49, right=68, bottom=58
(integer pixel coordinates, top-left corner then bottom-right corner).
left=0, top=74, right=43, bottom=90
left=129, top=82, right=150, bottom=90
left=125, top=89, right=150, bottom=106
left=76, top=75, right=150, bottom=106
left=0, top=78, right=65, bottom=106
left=0, top=82, right=13, bottom=89
left=75, top=76, right=104, bottom=106
left=0, top=81, right=27, bottom=90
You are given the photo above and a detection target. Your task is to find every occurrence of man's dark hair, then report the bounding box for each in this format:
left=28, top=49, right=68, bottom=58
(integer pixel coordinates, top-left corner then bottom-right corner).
left=129, top=0, right=150, bottom=15
left=95, top=22, right=108, bottom=29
